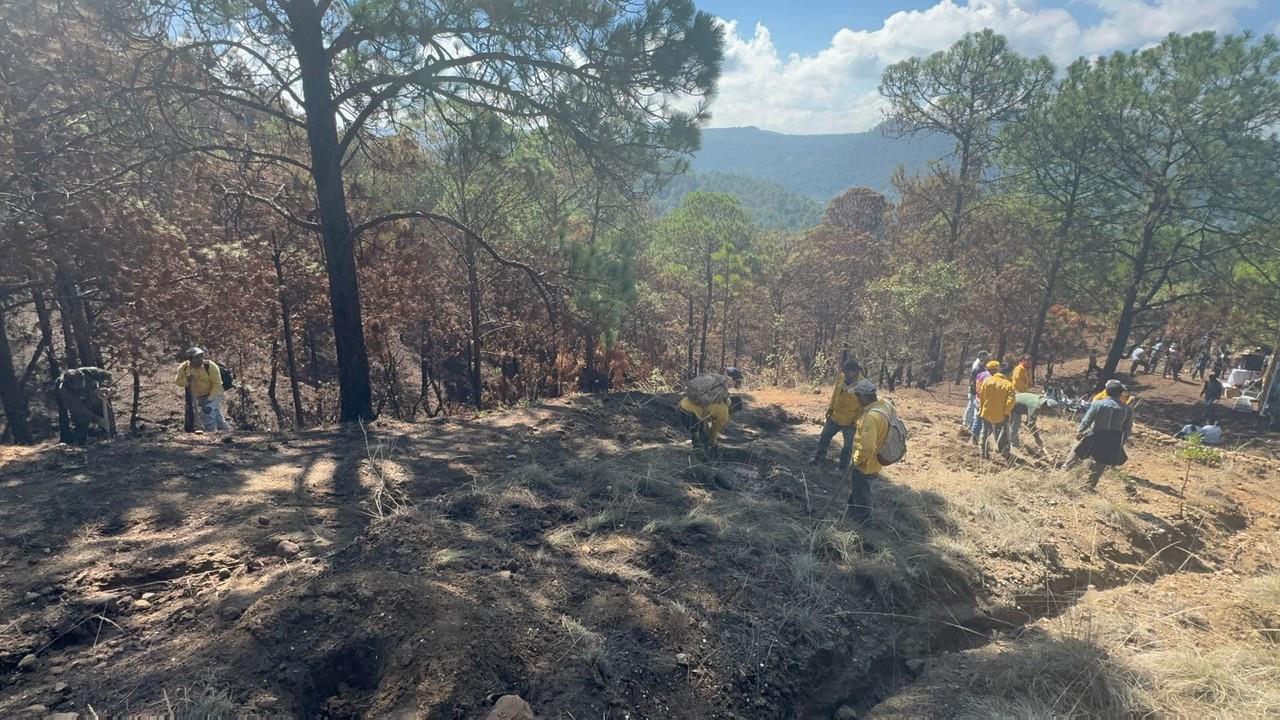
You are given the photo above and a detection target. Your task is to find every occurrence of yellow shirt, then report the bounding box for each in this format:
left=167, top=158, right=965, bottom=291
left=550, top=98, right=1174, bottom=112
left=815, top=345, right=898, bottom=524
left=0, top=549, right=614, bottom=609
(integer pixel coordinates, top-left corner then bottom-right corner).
left=978, top=373, right=1017, bottom=423
left=853, top=400, right=890, bottom=474
left=679, top=397, right=730, bottom=445
left=176, top=360, right=223, bottom=398
left=827, top=372, right=866, bottom=426
left=1012, top=363, right=1032, bottom=392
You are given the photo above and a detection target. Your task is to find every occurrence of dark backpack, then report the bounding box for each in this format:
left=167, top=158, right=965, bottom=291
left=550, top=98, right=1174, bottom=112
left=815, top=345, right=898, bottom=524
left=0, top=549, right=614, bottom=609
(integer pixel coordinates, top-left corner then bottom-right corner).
left=219, top=364, right=236, bottom=390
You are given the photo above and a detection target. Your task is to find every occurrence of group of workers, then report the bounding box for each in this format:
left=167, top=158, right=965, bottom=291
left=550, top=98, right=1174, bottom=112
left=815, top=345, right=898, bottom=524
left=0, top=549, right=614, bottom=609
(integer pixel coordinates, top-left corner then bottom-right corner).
left=54, top=346, right=230, bottom=445
left=965, top=350, right=1136, bottom=488
left=679, top=358, right=899, bottom=521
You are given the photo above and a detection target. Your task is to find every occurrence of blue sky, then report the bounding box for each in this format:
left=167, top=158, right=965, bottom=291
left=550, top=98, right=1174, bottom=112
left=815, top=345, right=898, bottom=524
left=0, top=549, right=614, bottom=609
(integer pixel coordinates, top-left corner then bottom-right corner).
left=700, top=0, right=1280, bottom=133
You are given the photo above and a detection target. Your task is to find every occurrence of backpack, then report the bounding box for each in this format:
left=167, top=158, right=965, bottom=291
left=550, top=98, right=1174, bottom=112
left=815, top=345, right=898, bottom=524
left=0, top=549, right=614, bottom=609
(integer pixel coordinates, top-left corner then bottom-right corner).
left=685, top=373, right=729, bottom=407
left=218, top=364, right=236, bottom=391
left=869, top=401, right=908, bottom=466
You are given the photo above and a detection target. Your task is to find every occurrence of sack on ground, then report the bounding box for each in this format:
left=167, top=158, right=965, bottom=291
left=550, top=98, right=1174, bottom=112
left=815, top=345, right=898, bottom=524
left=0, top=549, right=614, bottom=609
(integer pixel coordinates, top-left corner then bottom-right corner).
left=686, top=374, right=729, bottom=407
left=873, top=401, right=909, bottom=465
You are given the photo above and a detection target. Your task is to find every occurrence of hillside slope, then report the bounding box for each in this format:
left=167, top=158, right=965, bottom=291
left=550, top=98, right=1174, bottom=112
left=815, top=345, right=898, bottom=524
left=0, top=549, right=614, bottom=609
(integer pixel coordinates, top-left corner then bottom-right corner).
left=692, top=126, right=952, bottom=199
left=0, top=378, right=1277, bottom=718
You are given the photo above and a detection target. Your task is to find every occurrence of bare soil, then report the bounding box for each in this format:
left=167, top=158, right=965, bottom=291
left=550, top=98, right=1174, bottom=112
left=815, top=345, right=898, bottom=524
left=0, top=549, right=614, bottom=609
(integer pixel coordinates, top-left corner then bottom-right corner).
left=1, top=378, right=1277, bottom=719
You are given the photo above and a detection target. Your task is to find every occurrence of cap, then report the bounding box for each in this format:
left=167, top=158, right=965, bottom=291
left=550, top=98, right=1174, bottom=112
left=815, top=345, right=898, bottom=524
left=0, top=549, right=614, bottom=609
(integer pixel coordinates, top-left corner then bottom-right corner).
left=852, top=379, right=877, bottom=396
left=986, top=360, right=1000, bottom=371
left=1042, top=398, right=1059, bottom=409
left=185, top=347, right=205, bottom=358
left=977, top=350, right=991, bottom=359
left=1105, top=379, right=1125, bottom=391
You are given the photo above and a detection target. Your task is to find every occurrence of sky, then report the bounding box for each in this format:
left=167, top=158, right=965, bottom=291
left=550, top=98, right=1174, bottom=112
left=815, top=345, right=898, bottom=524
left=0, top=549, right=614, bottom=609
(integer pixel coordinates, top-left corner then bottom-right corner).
left=696, top=0, right=1280, bottom=134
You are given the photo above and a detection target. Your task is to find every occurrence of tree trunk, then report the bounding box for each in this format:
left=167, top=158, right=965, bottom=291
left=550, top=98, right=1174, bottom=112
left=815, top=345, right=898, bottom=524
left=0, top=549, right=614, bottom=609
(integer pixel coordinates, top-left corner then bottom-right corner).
left=699, top=270, right=712, bottom=375
left=686, top=295, right=695, bottom=378
left=953, top=339, right=970, bottom=386
left=268, top=339, right=285, bottom=429
left=0, top=302, right=33, bottom=444
left=1102, top=193, right=1165, bottom=381
left=719, top=285, right=730, bottom=371
left=271, top=235, right=305, bottom=428
left=53, top=259, right=97, bottom=367
left=1027, top=202, right=1075, bottom=367
left=465, top=239, right=483, bottom=408
left=581, top=331, right=598, bottom=393
left=129, top=366, right=142, bottom=434
left=33, top=289, right=70, bottom=442
left=289, top=3, right=373, bottom=422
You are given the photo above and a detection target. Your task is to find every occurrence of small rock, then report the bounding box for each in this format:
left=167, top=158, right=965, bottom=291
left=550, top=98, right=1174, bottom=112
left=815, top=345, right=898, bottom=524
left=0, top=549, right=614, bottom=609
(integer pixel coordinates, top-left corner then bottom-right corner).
left=141, top=591, right=156, bottom=600
left=218, top=605, right=243, bottom=621
left=47, top=713, right=80, bottom=720
left=24, top=592, right=40, bottom=602
left=505, top=454, right=518, bottom=461
left=675, top=652, right=691, bottom=667
left=17, top=654, right=38, bottom=670
left=484, top=695, right=534, bottom=720
left=253, top=694, right=280, bottom=711
left=276, top=540, right=301, bottom=557
left=836, top=706, right=858, bottom=719
left=217, top=568, right=231, bottom=580
left=53, top=681, right=70, bottom=694
left=133, top=599, right=153, bottom=610
left=905, top=658, right=925, bottom=673
left=256, top=516, right=271, bottom=526
left=21, top=705, right=48, bottom=716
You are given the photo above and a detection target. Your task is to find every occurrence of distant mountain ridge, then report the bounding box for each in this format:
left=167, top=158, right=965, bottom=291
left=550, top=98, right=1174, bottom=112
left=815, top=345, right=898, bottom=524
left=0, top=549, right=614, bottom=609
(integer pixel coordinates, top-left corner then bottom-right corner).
left=689, top=125, right=951, bottom=200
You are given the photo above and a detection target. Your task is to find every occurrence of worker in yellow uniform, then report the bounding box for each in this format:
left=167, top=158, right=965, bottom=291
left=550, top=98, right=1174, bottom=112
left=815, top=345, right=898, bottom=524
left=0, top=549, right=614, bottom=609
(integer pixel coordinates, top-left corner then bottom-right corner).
left=977, top=361, right=1017, bottom=459
left=175, top=347, right=230, bottom=432
left=1012, top=356, right=1033, bottom=393
left=809, top=359, right=866, bottom=470
left=679, top=388, right=730, bottom=457
left=847, top=379, right=889, bottom=522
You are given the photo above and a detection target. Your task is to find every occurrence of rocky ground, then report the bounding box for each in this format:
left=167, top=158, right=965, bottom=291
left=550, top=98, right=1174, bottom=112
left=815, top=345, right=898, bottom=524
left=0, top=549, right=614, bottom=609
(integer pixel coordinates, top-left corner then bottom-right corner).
left=0, top=365, right=1276, bottom=719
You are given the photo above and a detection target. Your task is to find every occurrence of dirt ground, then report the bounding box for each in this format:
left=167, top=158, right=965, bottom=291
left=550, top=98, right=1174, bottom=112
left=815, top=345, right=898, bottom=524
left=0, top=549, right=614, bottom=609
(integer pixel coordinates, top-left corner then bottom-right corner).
left=1, top=375, right=1277, bottom=718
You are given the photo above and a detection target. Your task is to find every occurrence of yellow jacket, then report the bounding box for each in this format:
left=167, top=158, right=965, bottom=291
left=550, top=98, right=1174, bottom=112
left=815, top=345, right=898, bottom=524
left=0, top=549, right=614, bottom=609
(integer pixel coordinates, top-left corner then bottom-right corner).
left=679, top=397, right=730, bottom=445
left=176, top=360, right=223, bottom=398
left=853, top=400, right=890, bottom=475
left=1012, top=363, right=1032, bottom=392
left=978, top=373, right=1016, bottom=423
left=1092, top=389, right=1133, bottom=405
left=827, top=372, right=866, bottom=426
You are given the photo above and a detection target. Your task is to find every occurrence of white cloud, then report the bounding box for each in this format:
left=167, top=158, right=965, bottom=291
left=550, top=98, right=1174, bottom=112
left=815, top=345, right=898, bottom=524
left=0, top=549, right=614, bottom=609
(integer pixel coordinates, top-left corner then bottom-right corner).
left=710, top=0, right=1258, bottom=134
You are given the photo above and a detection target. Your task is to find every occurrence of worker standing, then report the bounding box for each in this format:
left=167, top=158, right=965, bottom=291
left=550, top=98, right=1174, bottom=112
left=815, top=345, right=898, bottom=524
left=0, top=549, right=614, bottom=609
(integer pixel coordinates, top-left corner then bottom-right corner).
left=1069, top=380, right=1134, bottom=489
left=846, top=380, right=892, bottom=522
left=970, top=359, right=1000, bottom=444
left=962, top=351, right=991, bottom=433
left=977, top=362, right=1017, bottom=460
left=175, top=347, right=230, bottom=433
left=810, top=359, right=866, bottom=470
left=1011, top=356, right=1033, bottom=393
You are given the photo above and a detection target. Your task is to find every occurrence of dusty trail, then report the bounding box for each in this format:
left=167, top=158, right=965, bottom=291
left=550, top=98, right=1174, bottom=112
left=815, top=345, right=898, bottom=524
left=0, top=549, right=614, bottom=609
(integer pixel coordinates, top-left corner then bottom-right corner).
left=0, top=380, right=1276, bottom=718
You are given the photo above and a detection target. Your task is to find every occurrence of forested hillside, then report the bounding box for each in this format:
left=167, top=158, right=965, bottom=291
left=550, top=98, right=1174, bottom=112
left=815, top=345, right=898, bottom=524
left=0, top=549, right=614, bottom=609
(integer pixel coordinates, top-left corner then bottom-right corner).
left=691, top=126, right=951, bottom=198
left=651, top=171, right=824, bottom=230
left=2, top=3, right=1280, bottom=719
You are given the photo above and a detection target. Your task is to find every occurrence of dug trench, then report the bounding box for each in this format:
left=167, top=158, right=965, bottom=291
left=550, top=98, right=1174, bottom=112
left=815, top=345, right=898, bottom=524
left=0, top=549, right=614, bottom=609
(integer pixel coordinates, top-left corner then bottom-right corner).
left=0, top=387, right=1276, bottom=718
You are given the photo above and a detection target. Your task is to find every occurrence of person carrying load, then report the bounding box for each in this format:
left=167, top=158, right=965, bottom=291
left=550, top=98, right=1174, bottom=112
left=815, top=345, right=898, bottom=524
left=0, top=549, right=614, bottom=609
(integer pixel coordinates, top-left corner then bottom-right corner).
left=679, top=373, right=731, bottom=456
left=57, top=367, right=114, bottom=445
